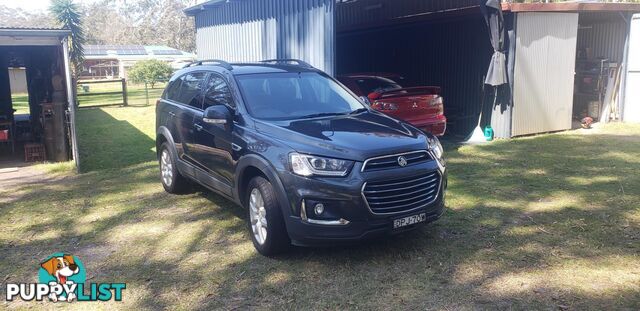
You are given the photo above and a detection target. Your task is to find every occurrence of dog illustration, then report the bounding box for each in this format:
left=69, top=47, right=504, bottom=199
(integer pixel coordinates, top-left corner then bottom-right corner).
left=40, top=255, right=79, bottom=302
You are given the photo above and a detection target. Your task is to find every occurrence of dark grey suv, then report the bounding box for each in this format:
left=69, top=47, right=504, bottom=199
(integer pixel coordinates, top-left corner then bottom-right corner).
left=156, top=59, right=447, bottom=256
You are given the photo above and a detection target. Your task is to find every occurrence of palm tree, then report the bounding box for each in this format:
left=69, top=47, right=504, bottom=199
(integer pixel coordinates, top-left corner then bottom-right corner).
left=50, top=0, right=85, bottom=76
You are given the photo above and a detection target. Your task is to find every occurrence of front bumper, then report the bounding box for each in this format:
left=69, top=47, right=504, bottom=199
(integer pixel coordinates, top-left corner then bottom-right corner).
left=276, top=160, right=447, bottom=247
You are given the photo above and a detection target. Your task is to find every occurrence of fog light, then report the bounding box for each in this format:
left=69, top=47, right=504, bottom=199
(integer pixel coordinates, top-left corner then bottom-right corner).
left=314, top=203, right=325, bottom=215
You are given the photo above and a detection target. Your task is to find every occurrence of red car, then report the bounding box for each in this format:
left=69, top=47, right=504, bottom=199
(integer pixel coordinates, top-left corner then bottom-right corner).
left=338, top=74, right=447, bottom=136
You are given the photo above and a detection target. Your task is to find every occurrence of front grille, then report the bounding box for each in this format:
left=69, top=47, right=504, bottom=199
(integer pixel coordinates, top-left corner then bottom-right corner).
left=362, top=151, right=431, bottom=172
left=362, top=171, right=441, bottom=215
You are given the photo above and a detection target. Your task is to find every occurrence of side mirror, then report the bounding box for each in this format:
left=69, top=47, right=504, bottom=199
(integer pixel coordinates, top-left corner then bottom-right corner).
left=368, top=92, right=381, bottom=101
left=203, top=105, right=231, bottom=125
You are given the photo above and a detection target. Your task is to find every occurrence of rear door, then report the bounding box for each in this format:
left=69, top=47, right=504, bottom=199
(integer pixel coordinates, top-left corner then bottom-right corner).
left=192, top=73, right=236, bottom=190
left=165, top=71, right=208, bottom=162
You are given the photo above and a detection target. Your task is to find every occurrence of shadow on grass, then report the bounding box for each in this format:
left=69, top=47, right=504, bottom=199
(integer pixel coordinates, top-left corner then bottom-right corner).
left=76, top=108, right=156, bottom=172
left=0, top=130, right=638, bottom=309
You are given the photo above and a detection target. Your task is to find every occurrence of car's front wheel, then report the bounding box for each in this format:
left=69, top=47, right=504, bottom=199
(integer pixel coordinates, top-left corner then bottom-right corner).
left=246, top=176, right=290, bottom=256
left=159, top=142, right=190, bottom=194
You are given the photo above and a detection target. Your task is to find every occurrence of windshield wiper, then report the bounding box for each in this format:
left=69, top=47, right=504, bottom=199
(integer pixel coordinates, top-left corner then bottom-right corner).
left=299, top=112, right=347, bottom=119
left=349, top=108, right=368, bottom=115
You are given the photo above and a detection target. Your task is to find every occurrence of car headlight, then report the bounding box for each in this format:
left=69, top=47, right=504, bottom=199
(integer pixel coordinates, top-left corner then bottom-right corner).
left=290, top=153, right=354, bottom=177
left=428, top=136, right=444, bottom=160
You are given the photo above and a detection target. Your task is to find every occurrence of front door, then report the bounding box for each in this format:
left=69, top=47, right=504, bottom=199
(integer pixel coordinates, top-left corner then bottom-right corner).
left=192, top=73, right=236, bottom=188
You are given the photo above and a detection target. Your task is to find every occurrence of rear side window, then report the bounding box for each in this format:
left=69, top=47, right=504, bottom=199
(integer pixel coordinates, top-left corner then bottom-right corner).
left=203, top=75, right=235, bottom=109
left=176, top=72, right=208, bottom=109
left=164, top=79, right=182, bottom=101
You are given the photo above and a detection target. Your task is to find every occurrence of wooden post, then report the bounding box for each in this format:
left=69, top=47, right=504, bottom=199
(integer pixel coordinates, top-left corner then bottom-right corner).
left=145, top=81, right=150, bottom=106
left=121, top=78, right=128, bottom=106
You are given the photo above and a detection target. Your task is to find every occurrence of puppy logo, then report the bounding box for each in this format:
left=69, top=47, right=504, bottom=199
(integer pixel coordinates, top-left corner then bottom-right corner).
left=5, top=253, right=125, bottom=302
left=38, top=253, right=86, bottom=302
left=41, top=255, right=79, bottom=286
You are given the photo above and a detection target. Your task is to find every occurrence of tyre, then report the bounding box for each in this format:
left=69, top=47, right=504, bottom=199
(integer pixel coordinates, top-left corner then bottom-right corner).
left=159, top=142, right=191, bottom=194
left=246, top=176, right=290, bottom=256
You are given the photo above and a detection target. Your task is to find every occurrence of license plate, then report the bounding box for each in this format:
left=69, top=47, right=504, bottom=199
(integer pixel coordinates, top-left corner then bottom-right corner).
left=393, top=213, right=427, bottom=229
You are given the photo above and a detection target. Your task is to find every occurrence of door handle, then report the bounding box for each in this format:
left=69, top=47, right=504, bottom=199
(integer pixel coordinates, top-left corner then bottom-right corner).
left=194, top=124, right=203, bottom=131
left=168, top=112, right=176, bottom=117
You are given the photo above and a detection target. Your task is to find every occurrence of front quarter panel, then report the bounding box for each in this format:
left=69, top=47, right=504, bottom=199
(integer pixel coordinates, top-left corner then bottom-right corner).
left=233, top=129, right=294, bottom=211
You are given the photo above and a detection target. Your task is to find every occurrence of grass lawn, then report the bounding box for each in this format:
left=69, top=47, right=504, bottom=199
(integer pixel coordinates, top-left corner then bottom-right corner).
left=11, top=93, right=29, bottom=115
left=0, top=102, right=638, bottom=309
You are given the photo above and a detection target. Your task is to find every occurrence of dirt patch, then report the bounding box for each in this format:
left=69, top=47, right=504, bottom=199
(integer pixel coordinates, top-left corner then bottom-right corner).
left=0, top=163, right=69, bottom=204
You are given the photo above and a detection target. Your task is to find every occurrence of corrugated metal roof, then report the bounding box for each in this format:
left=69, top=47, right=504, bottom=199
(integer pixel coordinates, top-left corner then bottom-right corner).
left=0, top=26, right=67, bottom=31
left=0, top=27, right=71, bottom=38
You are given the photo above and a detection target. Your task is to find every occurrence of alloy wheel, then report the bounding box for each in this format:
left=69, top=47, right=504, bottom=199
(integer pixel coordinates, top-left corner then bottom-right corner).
left=160, top=149, right=173, bottom=187
left=249, top=188, right=268, bottom=245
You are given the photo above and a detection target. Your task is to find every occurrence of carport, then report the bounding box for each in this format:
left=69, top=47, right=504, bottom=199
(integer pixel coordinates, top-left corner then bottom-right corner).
left=185, top=0, right=640, bottom=140
left=0, top=27, right=79, bottom=167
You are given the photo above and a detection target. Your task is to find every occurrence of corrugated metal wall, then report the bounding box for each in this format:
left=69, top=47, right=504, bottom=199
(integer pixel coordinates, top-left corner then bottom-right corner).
left=512, top=13, right=579, bottom=136
left=336, top=0, right=478, bottom=30
left=336, top=17, right=492, bottom=139
left=577, top=16, right=627, bottom=63
left=624, top=14, right=640, bottom=123
left=194, top=0, right=335, bottom=75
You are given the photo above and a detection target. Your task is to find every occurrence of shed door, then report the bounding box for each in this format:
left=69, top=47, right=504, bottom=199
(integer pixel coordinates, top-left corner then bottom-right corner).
left=624, top=14, right=640, bottom=123
left=512, top=13, right=579, bottom=136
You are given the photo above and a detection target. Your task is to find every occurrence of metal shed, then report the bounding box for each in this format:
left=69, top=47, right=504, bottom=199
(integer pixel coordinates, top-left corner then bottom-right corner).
left=489, top=3, right=640, bottom=138
left=0, top=27, right=79, bottom=166
left=624, top=14, right=640, bottom=123
left=185, top=0, right=335, bottom=75
left=186, top=0, right=640, bottom=140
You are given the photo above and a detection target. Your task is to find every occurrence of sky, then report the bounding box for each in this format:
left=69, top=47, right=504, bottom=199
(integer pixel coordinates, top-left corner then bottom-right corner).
left=0, top=0, right=97, bottom=12
left=0, top=0, right=205, bottom=12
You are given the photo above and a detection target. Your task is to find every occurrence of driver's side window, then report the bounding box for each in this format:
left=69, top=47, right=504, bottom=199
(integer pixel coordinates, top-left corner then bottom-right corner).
left=203, top=75, right=235, bottom=109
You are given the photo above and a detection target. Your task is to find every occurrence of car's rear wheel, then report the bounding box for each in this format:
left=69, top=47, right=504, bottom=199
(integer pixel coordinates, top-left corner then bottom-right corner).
left=246, top=176, right=290, bottom=256
left=159, top=142, right=190, bottom=194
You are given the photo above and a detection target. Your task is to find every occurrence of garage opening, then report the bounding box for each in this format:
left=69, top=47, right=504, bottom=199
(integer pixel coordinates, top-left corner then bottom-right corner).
left=0, top=28, right=75, bottom=166
left=573, top=12, right=629, bottom=126
left=335, top=5, right=493, bottom=140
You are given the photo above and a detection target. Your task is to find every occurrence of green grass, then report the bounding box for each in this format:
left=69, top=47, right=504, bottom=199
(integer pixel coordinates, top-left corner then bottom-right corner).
left=0, top=105, right=639, bottom=309
left=11, top=93, right=29, bottom=114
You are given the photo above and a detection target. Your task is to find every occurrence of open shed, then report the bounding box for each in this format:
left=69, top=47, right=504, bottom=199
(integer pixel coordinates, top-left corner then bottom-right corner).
left=0, top=27, right=78, bottom=166
left=185, top=0, right=640, bottom=140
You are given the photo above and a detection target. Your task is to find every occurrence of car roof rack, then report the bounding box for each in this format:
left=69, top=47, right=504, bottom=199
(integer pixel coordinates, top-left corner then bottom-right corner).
left=259, top=59, right=314, bottom=69
left=183, top=59, right=233, bottom=70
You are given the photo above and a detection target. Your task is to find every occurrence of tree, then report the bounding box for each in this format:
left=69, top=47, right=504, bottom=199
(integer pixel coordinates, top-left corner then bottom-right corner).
left=82, top=0, right=196, bottom=52
left=0, top=5, right=55, bottom=28
left=128, top=60, right=174, bottom=88
left=50, top=0, right=85, bottom=76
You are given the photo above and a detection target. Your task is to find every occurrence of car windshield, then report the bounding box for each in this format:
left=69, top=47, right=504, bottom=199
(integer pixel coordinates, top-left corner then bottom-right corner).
left=356, top=77, right=402, bottom=95
left=236, top=72, right=366, bottom=121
